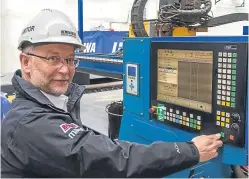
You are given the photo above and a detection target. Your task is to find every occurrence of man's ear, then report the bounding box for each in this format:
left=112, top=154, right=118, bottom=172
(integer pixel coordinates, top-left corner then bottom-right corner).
left=20, top=53, right=32, bottom=73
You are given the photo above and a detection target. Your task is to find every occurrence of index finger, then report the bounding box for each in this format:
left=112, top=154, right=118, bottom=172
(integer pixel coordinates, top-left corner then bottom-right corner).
left=208, top=133, right=221, bottom=140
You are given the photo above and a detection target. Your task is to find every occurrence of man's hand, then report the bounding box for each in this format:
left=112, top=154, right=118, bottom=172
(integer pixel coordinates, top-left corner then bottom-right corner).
left=191, top=133, right=223, bottom=162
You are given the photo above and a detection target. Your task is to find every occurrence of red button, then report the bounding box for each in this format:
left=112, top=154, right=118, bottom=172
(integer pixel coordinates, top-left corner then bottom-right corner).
left=149, top=108, right=156, bottom=114
left=230, top=135, right=234, bottom=140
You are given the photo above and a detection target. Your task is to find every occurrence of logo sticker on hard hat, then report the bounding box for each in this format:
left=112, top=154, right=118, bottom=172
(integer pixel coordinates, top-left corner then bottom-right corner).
left=61, top=30, right=76, bottom=38
left=22, top=26, right=35, bottom=35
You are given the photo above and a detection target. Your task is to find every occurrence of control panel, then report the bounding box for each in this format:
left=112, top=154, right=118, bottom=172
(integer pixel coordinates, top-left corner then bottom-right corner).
left=126, top=63, right=139, bottom=96
left=149, top=42, right=248, bottom=147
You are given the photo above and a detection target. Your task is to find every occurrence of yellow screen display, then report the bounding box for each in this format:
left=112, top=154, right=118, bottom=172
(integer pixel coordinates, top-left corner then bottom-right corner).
left=157, top=49, right=213, bottom=113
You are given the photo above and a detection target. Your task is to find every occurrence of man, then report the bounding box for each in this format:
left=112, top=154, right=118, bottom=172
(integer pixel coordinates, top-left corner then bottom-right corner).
left=1, top=9, right=223, bottom=178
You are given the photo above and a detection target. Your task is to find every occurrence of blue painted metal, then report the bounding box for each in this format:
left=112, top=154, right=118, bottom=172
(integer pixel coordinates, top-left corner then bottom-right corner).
left=243, top=26, right=249, bottom=35
left=78, top=0, right=83, bottom=42
left=119, top=36, right=248, bottom=178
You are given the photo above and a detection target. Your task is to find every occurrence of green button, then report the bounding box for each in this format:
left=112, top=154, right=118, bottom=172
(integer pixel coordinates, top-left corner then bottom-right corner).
left=232, top=76, right=236, bottom=80
left=194, top=124, right=197, bottom=129
left=190, top=123, right=193, bottom=127
left=232, top=70, right=236, bottom=75
left=232, top=64, right=236, bottom=69
left=232, top=81, right=236, bottom=86
left=190, top=118, right=193, bottom=123
left=231, top=92, right=236, bottom=97
left=231, top=97, right=236, bottom=102
left=232, top=58, right=237, bottom=63
left=232, top=53, right=237, bottom=57
left=231, top=103, right=236, bottom=108
left=232, top=86, right=236, bottom=91
left=220, top=132, right=225, bottom=137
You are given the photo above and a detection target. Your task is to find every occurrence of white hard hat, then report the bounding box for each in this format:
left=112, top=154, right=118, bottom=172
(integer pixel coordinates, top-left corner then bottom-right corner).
left=18, top=9, right=85, bottom=51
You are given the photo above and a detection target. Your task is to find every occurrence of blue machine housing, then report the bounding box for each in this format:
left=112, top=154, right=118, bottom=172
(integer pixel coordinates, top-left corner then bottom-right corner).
left=119, top=36, right=248, bottom=178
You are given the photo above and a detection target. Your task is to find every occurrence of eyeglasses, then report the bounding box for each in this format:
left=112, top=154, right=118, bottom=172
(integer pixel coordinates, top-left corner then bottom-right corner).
left=26, top=53, right=80, bottom=68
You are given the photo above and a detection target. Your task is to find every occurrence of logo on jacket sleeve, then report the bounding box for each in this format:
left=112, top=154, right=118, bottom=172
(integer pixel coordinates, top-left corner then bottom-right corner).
left=60, top=123, right=84, bottom=139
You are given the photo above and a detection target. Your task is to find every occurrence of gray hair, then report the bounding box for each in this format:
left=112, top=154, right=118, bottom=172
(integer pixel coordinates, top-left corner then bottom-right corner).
left=22, top=45, right=34, bottom=54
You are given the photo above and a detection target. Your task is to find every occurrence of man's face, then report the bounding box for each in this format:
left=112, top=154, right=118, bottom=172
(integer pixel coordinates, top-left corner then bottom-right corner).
left=21, top=44, right=76, bottom=96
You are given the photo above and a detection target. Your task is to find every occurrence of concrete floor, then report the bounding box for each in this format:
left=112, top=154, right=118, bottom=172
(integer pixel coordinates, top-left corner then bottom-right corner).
left=80, top=89, right=123, bottom=136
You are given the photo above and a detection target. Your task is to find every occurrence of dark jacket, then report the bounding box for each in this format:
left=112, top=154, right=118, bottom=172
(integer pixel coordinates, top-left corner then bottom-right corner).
left=1, top=70, right=200, bottom=178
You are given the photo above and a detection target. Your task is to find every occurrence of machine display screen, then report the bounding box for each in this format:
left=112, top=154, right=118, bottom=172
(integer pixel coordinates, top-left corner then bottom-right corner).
left=157, top=49, right=213, bottom=113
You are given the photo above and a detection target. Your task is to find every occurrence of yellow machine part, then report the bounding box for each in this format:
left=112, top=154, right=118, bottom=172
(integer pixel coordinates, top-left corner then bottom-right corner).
left=172, top=27, right=208, bottom=36
left=129, top=21, right=150, bottom=38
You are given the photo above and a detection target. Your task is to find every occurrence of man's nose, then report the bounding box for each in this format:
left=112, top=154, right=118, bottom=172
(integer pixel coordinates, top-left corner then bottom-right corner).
left=58, top=62, right=70, bottom=74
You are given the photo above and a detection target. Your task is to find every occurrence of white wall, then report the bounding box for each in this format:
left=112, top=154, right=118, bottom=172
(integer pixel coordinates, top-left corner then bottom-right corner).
left=0, top=0, right=248, bottom=74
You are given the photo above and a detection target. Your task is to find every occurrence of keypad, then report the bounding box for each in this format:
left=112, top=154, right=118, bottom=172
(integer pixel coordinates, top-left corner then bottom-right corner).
left=216, top=110, right=230, bottom=128
left=159, top=107, right=202, bottom=130
left=217, top=52, right=237, bottom=108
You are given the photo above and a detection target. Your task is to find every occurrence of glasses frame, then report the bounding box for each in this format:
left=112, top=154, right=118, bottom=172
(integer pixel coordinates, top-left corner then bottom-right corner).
left=26, top=53, right=80, bottom=68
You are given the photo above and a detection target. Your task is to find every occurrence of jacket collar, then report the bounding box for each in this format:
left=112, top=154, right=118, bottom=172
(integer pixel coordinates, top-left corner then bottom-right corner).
left=12, top=69, right=85, bottom=111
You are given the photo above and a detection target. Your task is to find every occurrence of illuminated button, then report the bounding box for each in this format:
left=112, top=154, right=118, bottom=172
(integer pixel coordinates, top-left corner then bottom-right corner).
left=232, top=64, right=236, bottom=69
left=183, top=117, right=186, bottom=121
left=190, top=118, right=193, bottom=123
left=197, top=126, right=201, bottom=130
left=217, top=95, right=221, bottom=100
left=218, top=69, right=222, bottom=73
left=173, top=114, right=176, bottom=117
left=232, top=53, right=237, bottom=58
left=218, top=63, right=222, bottom=67
left=227, top=80, right=231, bottom=85
left=232, top=70, right=236, bottom=75
left=179, top=120, right=182, bottom=124
left=222, top=91, right=226, bottom=95
left=232, top=81, right=236, bottom=86
left=179, top=116, right=183, bottom=120
left=226, top=124, right=230, bottom=128
left=218, top=74, right=222, bottom=79
left=190, top=123, right=193, bottom=127
left=194, top=120, right=197, bottom=124
left=226, top=102, right=230, bottom=107
left=176, top=119, right=179, bottom=123
left=218, top=85, right=221, bottom=89
left=170, top=113, right=172, bottom=117
left=197, top=116, right=201, bottom=120
left=223, top=64, right=227, bottom=68
left=190, top=114, right=193, bottom=118
left=226, top=97, right=230, bottom=101
left=228, top=53, right=232, bottom=57
left=222, top=101, right=226, bottom=106
left=222, top=74, right=226, bottom=79
left=217, top=90, right=221, bottom=94
left=227, top=75, right=231, bottom=80
left=216, top=121, right=221, bottom=126
left=232, top=58, right=237, bottom=63
left=231, top=103, right=236, bottom=108
left=217, top=111, right=221, bottom=115
left=167, top=112, right=169, bottom=116
left=220, top=132, right=224, bottom=137
left=222, top=96, right=226, bottom=100
left=164, top=116, right=166, bottom=120
left=221, top=112, right=225, bottom=116
left=170, top=109, right=173, bottom=112
left=227, top=91, right=231, bottom=96
left=193, top=124, right=196, bottom=129
left=221, top=122, right=225, bottom=127
left=217, top=100, right=221, bottom=105
left=228, top=58, right=232, bottom=62
left=231, top=97, right=235, bottom=102
left=230, top=135, right=234, bottom=140
left=186, top=122, right=189, bottom=126
left=183, top=112, right=186, bottom=116
left=216, top=116, right=221, bottom=120
left=227, top=86, right=231, bottom=91
left=183, top=121, right=186, bottom=125
left=226, top=118, right=230, bottom=123
left=176, top=110, right=179, bottom=114
left=223, top=52, right=227, bottom=57
left=232, top=76, right=236, bottom=80
left=222, top=85, right=226, bottom=90
left=218, top=79, right=221, bottom=84
left=231, top=92, right=236, bottom=97
left=226, top=113, right=230, bottom=117
left=222, top=80, right=226, bottom=84
left=186, top=118, right=189, bottom=122
left=218, top=52, right=222, bottom=56
left=221, top=117, right=225, bottom=122
left=227, top=69, right=231, bottom=74
left=232, top=86, right=236, bottom=91
left=227, top=64, right=231, bottom=68
left=173, top=118, right=175, bottom=122
left=218, top=58, right=222, bottom=62
left=164, top=111, right=166, bottom=115
left=223, top=58, right=227, bottom=62
left=197, top=121, right=201, bottom=125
